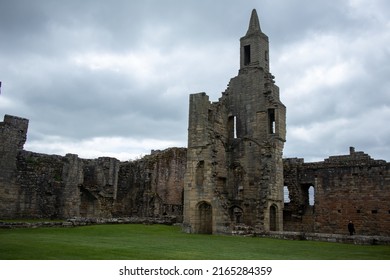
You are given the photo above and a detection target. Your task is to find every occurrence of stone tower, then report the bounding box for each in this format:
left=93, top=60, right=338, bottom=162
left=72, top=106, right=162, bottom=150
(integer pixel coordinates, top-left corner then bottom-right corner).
left=183, top=9, right=286, bottom=234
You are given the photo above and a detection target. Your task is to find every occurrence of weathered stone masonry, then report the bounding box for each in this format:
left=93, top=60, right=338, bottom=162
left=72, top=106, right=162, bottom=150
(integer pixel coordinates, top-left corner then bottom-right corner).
left=0, top=115, right=29, bottom=218
left=1, top=10, right=389, bottom=237
left=183, top=9, right=286, bottom=235
left=0, top=114, right=186, bottom=220
left=283, top=148, right=390, bottom=236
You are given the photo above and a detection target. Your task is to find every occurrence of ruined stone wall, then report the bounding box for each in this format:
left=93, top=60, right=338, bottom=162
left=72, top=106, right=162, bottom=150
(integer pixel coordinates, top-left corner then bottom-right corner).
left=0, top=115, right=29, bottom=218
left=283, top=148, right=390, bottom=236
left=0, top=115, right=185, bottom=221
left=10, top=151, right=113, bottom=219
left=15, top=151, right=67, bottom=218
left=115, top=148, right=186, bottom=221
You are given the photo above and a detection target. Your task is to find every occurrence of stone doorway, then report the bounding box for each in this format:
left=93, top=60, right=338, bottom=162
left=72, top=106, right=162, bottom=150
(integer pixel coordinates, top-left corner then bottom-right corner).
left=197, top=202, right=212, bottom=234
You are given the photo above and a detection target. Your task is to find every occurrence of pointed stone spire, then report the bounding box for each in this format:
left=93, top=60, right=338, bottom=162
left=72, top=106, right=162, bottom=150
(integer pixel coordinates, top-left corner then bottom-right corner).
left=246, top=9, right=261, bottom=35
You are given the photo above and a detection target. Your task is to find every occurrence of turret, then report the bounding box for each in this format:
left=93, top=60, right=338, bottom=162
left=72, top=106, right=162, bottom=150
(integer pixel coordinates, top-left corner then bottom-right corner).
left=240, top=9, right=270, bottom=72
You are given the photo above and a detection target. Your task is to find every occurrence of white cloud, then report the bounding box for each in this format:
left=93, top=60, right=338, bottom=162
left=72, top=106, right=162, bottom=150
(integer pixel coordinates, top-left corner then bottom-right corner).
left=71, top=40, right=236, bottom=94
left=0, top=96, right=16, bottom=110
left=272, top=8, right=390, bottom=161
left=347, top=0, right=390, bottom=24
left=1, top=0, right=390, bottom=162
left=24, top=135, right=184, bottom=161
left=275, top=33, right=365, bottom=97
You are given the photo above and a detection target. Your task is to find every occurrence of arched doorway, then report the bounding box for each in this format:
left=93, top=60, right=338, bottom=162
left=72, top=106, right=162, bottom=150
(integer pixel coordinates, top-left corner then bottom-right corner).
left=269, top=204, right=277, bottom=231
left=197, top=202, right=212, bottom=234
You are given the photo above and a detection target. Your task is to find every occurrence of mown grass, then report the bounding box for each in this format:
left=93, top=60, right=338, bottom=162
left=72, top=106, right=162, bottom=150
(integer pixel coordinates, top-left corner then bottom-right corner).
left=0, top=224, right=389, bottom=260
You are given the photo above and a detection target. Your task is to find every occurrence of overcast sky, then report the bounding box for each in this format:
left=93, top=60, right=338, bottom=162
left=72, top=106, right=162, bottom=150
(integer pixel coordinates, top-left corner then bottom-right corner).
left=1, top=0, right=389, bottom=162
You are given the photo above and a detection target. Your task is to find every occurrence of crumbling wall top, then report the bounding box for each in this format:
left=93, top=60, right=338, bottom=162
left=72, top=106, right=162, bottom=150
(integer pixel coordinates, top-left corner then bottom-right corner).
left=1, top=114, right=29, bottom=152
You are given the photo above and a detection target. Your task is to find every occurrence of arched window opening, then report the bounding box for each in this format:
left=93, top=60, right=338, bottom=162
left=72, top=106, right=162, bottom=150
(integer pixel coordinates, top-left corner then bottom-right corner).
left=308, top=185, right=315, bottom=206
left=283, top=186, right=290, bottom=203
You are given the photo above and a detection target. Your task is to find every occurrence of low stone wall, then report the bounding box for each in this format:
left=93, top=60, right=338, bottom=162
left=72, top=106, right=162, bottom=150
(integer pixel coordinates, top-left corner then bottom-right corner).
left=0, top=216, right=177, bottom=229
left=257, top=231, right=390, bottom=245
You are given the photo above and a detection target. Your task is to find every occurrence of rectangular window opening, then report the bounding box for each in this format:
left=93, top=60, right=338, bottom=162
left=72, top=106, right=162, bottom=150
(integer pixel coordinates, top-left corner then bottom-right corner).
left=244, top=45, right=251, bottom=66
left=233, top=116, right=237, bottom=138
left=208, top=109, right=212, bottom=121
left=268, top=108, right=276, bottom=134
left=228, top=116, right=238, bottom=139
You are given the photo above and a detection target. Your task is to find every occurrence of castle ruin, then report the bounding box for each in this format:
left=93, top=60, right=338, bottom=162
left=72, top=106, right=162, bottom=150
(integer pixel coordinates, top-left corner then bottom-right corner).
left=0, top=10, right=389, bottom=237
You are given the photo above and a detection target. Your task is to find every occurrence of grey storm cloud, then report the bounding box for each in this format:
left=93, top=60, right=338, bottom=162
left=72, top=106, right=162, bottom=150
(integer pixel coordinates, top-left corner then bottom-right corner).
left=1, top=0, right=390, bottom=161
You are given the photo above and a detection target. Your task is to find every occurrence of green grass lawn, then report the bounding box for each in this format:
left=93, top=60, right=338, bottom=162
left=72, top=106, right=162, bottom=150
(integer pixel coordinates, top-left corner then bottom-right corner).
left=0, top=224, right=389, bottom=260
